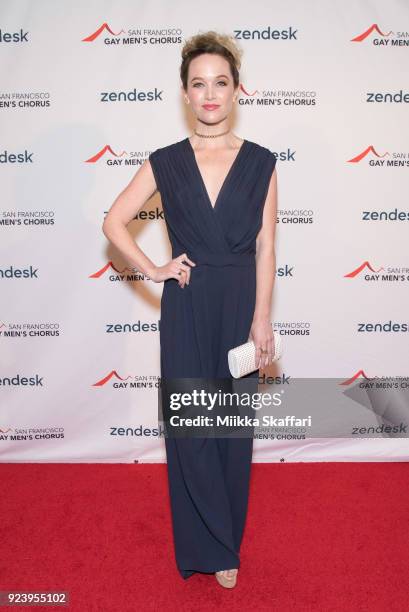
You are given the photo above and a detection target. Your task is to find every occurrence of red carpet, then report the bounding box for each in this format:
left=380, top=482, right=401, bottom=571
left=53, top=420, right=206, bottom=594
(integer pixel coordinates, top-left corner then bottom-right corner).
left=0, top=462, right=408, bottom=611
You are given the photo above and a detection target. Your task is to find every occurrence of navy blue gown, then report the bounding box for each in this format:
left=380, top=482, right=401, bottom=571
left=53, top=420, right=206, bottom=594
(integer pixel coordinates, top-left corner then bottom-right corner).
left=149, top=137, right=276, bottom=579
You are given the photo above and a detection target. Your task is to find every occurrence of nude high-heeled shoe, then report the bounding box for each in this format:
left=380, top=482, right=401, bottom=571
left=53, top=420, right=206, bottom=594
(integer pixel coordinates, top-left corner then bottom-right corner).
left=215, top=568, right=238, bottom=589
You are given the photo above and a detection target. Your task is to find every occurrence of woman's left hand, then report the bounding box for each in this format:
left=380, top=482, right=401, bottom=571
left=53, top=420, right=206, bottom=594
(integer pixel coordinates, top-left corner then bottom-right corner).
left=248, top=317, right=275, bottom=369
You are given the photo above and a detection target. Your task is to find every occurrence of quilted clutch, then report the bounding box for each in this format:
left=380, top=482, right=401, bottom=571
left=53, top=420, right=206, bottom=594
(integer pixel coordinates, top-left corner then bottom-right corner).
left=228, top=330, right=282, bottom=378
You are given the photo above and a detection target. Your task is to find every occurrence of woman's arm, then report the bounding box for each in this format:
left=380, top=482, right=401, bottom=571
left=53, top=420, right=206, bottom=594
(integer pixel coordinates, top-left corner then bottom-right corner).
left=102, top=160, right=195, bottom=284
left=102, top=159, right=158, bottom=277
left=249, top=165, right=278, bottom=369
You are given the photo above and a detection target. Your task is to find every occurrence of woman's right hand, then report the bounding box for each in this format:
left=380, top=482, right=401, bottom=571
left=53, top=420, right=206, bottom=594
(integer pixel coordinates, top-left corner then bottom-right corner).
left=148, top=253, right=196, bottom=288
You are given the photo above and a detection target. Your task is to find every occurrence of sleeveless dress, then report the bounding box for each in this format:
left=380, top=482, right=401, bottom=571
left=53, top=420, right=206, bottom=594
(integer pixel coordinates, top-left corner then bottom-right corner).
left=149, top=137, right=277, bottom=579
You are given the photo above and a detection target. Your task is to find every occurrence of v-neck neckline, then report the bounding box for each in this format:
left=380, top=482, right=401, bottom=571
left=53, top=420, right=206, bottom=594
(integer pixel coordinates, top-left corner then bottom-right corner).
left=185, top=137, right=248, bottom=212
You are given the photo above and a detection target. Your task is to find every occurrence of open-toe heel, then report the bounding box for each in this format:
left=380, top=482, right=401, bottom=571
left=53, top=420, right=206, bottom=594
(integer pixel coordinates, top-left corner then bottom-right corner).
left=215, top=568, right=238, bottom=589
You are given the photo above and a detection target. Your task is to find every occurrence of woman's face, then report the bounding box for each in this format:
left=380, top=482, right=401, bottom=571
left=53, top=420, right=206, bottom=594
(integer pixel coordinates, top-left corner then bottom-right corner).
left=184, top=53, right=238, bottom=124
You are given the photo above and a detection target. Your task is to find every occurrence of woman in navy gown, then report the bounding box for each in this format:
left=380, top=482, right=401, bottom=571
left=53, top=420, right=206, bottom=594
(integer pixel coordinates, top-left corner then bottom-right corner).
left=103, top=31, right=277, bottom=589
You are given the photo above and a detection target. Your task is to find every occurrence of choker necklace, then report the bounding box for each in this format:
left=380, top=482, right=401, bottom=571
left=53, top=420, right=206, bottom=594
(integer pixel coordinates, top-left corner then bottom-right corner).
left=194, top=129, right=230, bottom=138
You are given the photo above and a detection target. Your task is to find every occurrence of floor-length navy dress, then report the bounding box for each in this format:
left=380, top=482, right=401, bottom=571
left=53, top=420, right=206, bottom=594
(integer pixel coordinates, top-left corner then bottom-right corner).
left=149, top=137, right=276, bottom=579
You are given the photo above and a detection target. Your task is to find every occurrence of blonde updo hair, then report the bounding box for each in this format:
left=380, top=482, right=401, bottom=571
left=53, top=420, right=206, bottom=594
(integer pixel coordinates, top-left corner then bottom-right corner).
left=180, top=30, right=243, bottom=91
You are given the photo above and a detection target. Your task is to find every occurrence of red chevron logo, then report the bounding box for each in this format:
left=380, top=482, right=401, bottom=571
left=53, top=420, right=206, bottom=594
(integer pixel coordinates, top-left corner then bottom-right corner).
left=347, top=146, right=389, bottom=163
left=239, top=84, right=259, bottom=97
left=85, top=145, right=127, bottom=163
left=89, top=261, right=142, bottom=279
left=351, top=24, right=393, bottom=42
left=82, top=23, right=125, bottom=42
left=340, top=370, right=376, bottom=385
left=93, top=370, right=132, bottom=387
left=344, top=261, right=384, bottom=278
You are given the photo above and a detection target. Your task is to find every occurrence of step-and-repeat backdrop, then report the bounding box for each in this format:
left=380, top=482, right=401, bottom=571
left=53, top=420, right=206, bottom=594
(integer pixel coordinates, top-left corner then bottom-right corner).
left=1, top=1, right=408, bottom=462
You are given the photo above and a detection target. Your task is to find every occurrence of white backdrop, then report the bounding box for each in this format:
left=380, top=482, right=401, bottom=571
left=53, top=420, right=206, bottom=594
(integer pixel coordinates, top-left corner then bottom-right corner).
left=1, top=0, right=408, bottom=462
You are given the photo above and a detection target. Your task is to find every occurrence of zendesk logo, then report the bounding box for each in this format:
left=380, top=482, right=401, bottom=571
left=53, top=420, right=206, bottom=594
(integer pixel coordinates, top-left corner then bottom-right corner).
left=0, top=150, right=33, bottom=163
left=357, top=321, right=409, bottom=333
left=234, top=27, right=298, bottom=40
left=366, top=90, right=409, bottom=103
left=0, top=29, right=29, bottom=43
left=100, top=88, right=163, bottom=102
left=276, top=265, right=294, bottom=277
left=0, top=374, right=43, bottom=386
left=362, top=209, right=409, bottom=221
left=0, top=266, right=38, bottom=279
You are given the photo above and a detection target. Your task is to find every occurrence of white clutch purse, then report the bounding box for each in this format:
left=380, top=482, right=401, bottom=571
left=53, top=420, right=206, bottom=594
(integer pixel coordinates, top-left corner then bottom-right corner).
left=228, top=330, right=282, bottom=378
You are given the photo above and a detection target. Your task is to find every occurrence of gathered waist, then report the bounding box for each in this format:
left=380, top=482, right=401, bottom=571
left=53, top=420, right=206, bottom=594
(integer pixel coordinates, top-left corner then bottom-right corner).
left=177, top=252, right=255, bottom=267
